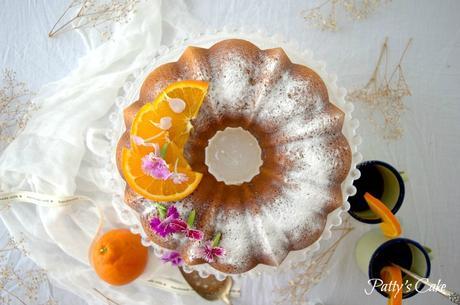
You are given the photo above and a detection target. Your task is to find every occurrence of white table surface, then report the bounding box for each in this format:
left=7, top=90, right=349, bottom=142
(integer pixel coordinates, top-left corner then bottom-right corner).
left=1, top=0, right=459, bottom=304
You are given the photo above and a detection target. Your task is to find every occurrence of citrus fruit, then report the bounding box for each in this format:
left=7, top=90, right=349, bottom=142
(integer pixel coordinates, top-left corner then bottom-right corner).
left=122, top=80, right=207, bottom=202
left=131, top=80, right=208, bottom=150
left=364, top=192, right=402, bottom=238
left=90, top=229, right=148, bottom=286
left=129, top=130, right=190, bottom=170
left=121, top=144, right=202, bottom=202
left=380, top=266, right=403, bottom=305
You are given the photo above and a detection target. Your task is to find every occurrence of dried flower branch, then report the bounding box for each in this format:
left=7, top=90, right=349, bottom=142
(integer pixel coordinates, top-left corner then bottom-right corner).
left=303, top=0, right=391, bottom=31
left=49, top=0, right=139, bottom=39
left=348, top=38, right=413, bottom=140
left=0, top=232, right=58, bottom=305
left=0, top=69, right=37, bottom=151
left=93, top=288, right=122, bottom=305
left=276, top=216, right=354, bottom=305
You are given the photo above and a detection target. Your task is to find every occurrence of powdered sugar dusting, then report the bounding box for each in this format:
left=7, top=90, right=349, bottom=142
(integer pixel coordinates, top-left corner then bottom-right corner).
left=210, top=185, right=329, bottom=271
left=192, top=47, right=346, bottom=272
left=134, top=42, right=351, bottom=273
left=207, top=54, right=254, bottom=117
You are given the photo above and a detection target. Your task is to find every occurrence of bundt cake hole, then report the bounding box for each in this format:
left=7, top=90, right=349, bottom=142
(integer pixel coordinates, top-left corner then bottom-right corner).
left=205, top=126, right=263, bottom=185
left=183, top=112, right=291, bottom=211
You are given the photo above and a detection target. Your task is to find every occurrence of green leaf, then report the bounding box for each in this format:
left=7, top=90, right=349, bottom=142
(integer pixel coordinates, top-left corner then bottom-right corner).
left=187, top=210, right=196, bottom=227
left=160, top=142, right=169, bottom=159
left=153, top=203, right=167, bottom=219
left=212, top=232, right=222, bottom=247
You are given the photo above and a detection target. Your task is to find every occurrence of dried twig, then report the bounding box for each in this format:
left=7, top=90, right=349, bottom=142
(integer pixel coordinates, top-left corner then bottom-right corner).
left=276, top=216, right=355, bottom=305
left=0, top=69, right=37, bottom=151
left=0, top=234, right=57, bottom=305
left=303, top=0, right=391, bottom=31
left=48, top=0, right=139, bottom=39
left=93, top=288, right=122, bottom=305
left=348, top=38, right=413, bottom=140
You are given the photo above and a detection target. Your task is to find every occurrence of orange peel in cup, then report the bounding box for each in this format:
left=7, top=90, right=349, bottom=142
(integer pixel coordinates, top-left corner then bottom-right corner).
left=380, top=266, right=403, bottom=305
left=364, top=192, right=402, bottom=238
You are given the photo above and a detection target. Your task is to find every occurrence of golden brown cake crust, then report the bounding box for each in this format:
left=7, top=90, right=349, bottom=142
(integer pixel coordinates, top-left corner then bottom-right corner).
left=116, top=39, right=351, bottom=274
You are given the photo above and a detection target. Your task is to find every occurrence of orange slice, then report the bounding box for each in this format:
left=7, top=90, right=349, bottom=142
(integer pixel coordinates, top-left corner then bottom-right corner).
left=123, top=80, right=208, bottom=202
left=122, top=146, right=202, bottom=202
left=129, top=130, right=191, bottom=170
left=131, top=80, right=208, bottom=150
left=380, top=266, right=403, bottom=305
left=364, top=192, right=402, bottom=238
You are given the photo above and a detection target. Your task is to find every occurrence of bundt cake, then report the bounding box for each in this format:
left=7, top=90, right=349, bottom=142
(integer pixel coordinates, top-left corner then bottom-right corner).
left=116, top=39, right=352, bottom=274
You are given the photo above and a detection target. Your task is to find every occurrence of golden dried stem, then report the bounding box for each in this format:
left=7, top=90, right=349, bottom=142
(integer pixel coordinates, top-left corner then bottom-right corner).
left=93, top=288, right=121, bottom=305
left=389, top=38, right=413, bottom=83
left=48, top=0, right=139, bottom=39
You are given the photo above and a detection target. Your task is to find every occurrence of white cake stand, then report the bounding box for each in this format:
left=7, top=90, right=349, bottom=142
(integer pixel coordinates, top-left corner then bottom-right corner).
left=107, top=28, right=362, bottom=280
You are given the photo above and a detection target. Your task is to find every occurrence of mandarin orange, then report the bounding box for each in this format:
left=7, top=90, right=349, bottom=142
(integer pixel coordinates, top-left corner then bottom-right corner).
left=90, top=229, right=148, bottom=286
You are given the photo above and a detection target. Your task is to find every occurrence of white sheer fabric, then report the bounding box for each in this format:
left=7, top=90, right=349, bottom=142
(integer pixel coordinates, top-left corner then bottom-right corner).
left=1, top=1, right=460, bottom=305
left=0, top=1, right=216, bottom=304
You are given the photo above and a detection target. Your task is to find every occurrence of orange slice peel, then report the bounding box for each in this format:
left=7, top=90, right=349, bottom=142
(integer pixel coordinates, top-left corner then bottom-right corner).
left=380, top=266, right=403, bottom=305
left=364, top=192, right=402, bottom=238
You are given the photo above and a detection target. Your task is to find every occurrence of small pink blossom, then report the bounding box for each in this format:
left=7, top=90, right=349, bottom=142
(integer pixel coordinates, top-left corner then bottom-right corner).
left=131, top=136, right=162, bottom=150
left=132, top=135, right=146, bottom=146
left=186, top=229, right=205, bottom=240
left=139, top=149, right=189, bottom=185
left=149, top=206, right=181, bottom=237
left=141, top=152, right=171, bottom=180
left=197, top=241, right=226, bottom=263
left=161, top=251, right=183, bottom=266
left=170, top=172, right=189, bottom=184
left=170, top=219, right=204, bottom=241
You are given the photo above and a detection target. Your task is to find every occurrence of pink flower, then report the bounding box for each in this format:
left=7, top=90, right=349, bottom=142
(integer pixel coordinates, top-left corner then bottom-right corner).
left=132, top=135, right=146, bottom=146
left=186, top=229, right=205, bottom=240
left=170, top=219, right=204, bottom=241
left=141, top=152, right=172, bottom=180
left=149, top=206, right=181, bottom=237
left=170, top=172, right=189, bottom=184
left=197, top=241, right=226, bottom=263
left=161, top=251, right=183, bottom=266
left=139, top=149, right=189, bottom=185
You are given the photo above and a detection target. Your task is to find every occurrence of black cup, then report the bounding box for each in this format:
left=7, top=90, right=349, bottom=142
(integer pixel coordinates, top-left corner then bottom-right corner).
left=348, top=160, right=405, bottom=224
left=369, top=237, right=431, bottom=298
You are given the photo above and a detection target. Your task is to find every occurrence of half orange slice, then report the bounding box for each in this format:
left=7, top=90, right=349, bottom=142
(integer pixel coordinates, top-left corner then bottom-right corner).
left=131, top=80, right=209, bottom=150
left=380, top=266, right=403, bottom=305
left=122, top=145, right=202, bottom=202
left=364, top=192, right=402, bottom=238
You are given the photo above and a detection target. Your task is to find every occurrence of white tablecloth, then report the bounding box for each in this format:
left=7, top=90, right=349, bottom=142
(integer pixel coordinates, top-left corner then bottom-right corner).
left=1, top=1, right=459, bottom=304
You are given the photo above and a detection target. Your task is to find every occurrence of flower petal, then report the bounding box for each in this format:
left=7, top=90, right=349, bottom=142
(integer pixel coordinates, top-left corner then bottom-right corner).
left=211, top=247, right=226, bottom=257
left=167, top=206, right=180, bottom=219
left=149, top=217, right=161, bottom=230
left=170, top=172, right=189, bottom=184
left=132, top=135, right=145, bottom=145
left=170, top=219, right=188, bottom=232
left=197, top=242, right=215, bottom=262
left=161, top=251, right=183, bottom=266
left=150, top=217, right=169, bottom=237
left=186, top=229, right=204, bottom=241
left=141, top=153, right=171, bottom=179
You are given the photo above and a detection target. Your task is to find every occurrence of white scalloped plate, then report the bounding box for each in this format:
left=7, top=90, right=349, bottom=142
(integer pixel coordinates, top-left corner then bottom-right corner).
left=107, top=29, right=362, bottom=280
